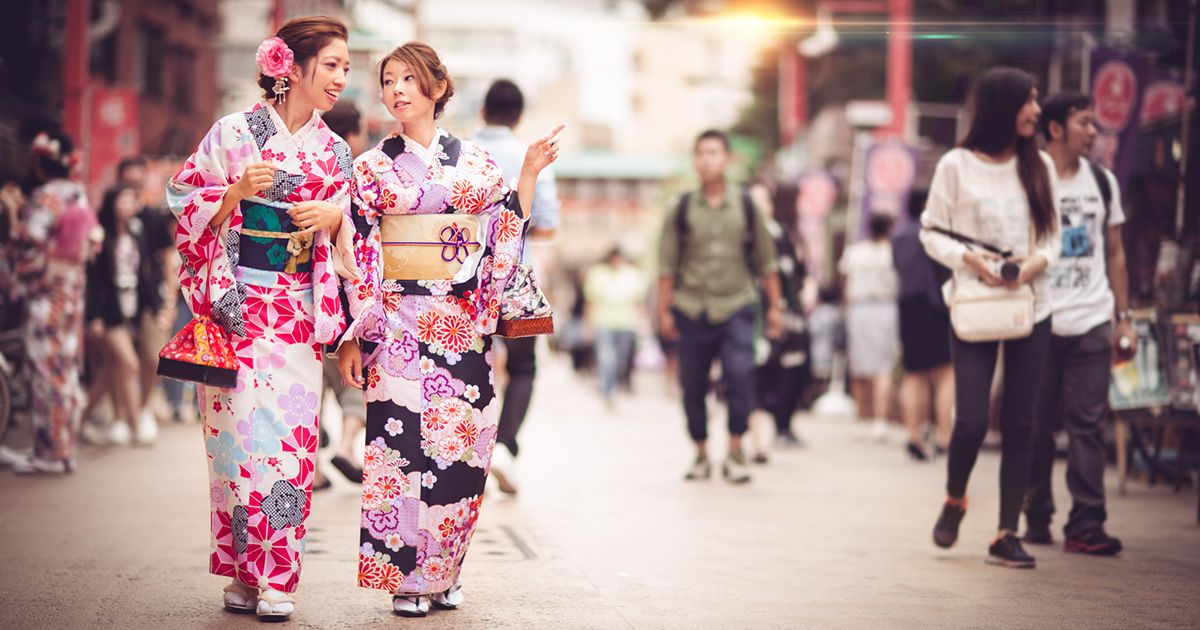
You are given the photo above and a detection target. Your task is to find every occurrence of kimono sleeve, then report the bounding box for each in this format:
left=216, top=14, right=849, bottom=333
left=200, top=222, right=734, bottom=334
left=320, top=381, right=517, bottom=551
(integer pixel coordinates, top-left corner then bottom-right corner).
left=166, top=118, right=245, bottom=319
left=472, top=161, right=527, bottom=334
left=337, top=157, right=389, bottom=349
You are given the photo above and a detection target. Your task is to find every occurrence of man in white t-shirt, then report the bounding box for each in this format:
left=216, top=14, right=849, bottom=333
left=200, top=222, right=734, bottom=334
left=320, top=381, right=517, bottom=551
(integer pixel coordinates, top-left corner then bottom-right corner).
left=1023, top=92, right=1135, bottom=556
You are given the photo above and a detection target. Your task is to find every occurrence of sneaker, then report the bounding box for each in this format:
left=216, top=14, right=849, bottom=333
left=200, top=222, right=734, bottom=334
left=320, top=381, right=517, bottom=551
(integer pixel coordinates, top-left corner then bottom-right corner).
left=392, top=594, right=430, bottom=617
left=932, top=500, right=967, bottom=548
left=1064, top=526, right=1123, bottom=556
left=79, top=421, right=108, bottom=446
left=330, top=454, right=364, bottom=484
left=430, top=583, right=464, bottom=610
left=107, top=421, right=132, bottom=447
left=722, top=452, right=752, bottom=484
left=906, top=441, right=929, bottom=461
left=134, top=409, right=158, bottom=447
left=13, top=456, right=68, bottom=475
left=684, top=455, right=711, bottom=481
left=0, top=444, right=30, bottom=468
left=775, top=430, right=804, bottom=448
left=869, top=418, right=889, bottom=442
left=1022, top=523, right=1054, bottom=546
left=987, top=533, right=1037, bottom=568
left=489, top=445, right=519, bottom=494
left=752, top=452, right=769, bottom=465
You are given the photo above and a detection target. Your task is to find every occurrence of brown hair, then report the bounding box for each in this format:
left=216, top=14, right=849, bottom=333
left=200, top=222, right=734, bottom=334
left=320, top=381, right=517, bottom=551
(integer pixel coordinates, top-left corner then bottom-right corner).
left=377, top=42, right=455, bottom=119
left=257, top=16, right=349, bottom=101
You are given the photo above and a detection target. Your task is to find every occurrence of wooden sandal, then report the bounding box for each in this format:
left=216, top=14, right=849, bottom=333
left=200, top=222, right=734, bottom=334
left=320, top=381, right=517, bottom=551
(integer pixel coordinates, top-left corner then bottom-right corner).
left=256, top=588, right=296, bottom=620
left=222, top=581, right=258, bottom=614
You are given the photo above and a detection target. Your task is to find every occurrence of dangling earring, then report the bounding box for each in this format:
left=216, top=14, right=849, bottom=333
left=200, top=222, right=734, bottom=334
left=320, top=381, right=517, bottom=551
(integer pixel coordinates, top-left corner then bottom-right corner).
left=273, top=76, right=290, bottom=104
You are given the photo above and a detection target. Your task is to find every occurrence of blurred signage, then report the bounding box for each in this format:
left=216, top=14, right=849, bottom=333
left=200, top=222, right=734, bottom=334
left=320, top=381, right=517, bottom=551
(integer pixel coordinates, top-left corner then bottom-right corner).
left=89, top=85, right=139, bottom=193
left=1139, top=78, right=1187, bottom=125
left=1090, top=47, right=1149, bottom=192
left=846, top=100, right=893, bottom=128
left=797, top=171, right=837, bottom=282
left=858, top=140, right=916, bottom=239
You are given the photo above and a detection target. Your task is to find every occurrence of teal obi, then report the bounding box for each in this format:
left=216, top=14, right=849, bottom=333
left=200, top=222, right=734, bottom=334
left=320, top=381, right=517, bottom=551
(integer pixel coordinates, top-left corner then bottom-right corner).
left=239, top=201, right=313, bottom=273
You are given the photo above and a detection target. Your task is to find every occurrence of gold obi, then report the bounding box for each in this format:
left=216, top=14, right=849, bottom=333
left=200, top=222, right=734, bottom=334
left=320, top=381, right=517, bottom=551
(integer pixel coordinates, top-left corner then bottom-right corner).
left=380, top=214, right=482, bottom=280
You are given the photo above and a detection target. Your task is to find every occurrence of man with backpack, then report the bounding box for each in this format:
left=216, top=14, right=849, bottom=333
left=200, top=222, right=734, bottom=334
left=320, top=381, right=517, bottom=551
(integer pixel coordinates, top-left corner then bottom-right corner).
left=658, top=129, right=782, bottom=484
left=1023, top=92, right=1135, bottom=555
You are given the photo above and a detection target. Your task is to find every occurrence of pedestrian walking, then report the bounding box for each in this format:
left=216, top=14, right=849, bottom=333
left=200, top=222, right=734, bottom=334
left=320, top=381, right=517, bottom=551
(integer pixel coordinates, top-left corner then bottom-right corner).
left=81, top=183, right=160, bottom=447
left=471, top=79, right=561, bottom=494
left=334, top=41, right=561, bottom=616
left=167, top=16, right=355, bottom=618
left=749, top=182, right=810, bottom=460
left=7, top=129, right=94, bottom=475
left=1022, top=91, right=1132, bottom=556
left=839, top=213, right=899, bottom=441
left=922, top=67, right=1060, bottom=569
left=893, top=190, right=955, bottom=460
left=657, top=129, right=783, bottom=484
left=584, top=246, right=646, bottom=406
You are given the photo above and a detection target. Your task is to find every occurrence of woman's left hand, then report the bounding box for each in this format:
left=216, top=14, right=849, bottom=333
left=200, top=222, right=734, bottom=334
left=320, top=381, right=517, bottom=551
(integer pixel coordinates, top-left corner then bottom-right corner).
left=521, top=124, right=565, bottom=178
left=289, top=201, right=344, bottom=233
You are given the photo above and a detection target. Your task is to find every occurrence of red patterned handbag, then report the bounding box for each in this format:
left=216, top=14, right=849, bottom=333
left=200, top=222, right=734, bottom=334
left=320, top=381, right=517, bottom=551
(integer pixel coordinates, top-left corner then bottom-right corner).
left=156, top=259, right=238, bottom=388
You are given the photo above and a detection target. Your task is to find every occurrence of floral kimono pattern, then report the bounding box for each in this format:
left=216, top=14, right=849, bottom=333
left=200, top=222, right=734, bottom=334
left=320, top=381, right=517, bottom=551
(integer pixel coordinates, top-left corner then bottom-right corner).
left=343, top=131, right=525, bottom=594
left=13, top=179, right=90, bottom=466
left=168, top=102, right=353, bottom=593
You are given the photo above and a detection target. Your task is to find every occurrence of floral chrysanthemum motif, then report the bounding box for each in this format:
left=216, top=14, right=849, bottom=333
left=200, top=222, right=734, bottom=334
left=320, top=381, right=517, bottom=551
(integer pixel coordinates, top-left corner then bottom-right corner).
left=433, top=314, right=474, bottom=353
left=256, top=37, right=294, bottom=78
left=494, top=208, right=521, bottom=243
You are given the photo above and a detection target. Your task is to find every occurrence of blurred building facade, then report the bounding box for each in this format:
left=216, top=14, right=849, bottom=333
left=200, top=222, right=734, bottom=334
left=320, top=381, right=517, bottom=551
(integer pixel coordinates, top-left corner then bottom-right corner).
left=0, top=0, right=221, bottom=186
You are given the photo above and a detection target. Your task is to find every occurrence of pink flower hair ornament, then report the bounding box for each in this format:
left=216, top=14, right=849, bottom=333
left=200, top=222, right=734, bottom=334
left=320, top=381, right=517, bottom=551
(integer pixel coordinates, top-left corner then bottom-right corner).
left=256, top=36, right=295, bottom=103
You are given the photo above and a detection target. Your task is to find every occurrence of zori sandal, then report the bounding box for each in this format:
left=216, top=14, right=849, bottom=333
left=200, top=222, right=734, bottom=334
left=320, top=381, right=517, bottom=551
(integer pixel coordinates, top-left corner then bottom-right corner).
left=256, top=588, right=296, bottom=620
left=222, top=581, right=258, bottom=614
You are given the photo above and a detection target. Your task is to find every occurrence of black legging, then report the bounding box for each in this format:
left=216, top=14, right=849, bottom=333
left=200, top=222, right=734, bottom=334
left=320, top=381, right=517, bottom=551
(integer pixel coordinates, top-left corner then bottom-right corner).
left=946, top=318, right=1051, bottom=532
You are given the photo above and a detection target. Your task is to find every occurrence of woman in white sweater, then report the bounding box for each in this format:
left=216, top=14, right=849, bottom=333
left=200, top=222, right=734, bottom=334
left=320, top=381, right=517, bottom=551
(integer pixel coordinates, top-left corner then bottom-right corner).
left=919, top=67, right=1060, bottom=569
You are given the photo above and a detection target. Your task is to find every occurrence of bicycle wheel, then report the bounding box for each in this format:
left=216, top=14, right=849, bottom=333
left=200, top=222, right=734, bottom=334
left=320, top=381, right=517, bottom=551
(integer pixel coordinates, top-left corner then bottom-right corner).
left=0, top=368, right=12, bottom=445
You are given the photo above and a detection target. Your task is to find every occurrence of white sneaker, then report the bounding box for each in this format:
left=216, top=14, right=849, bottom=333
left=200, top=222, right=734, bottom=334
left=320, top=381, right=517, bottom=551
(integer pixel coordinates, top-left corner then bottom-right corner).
left=431, top=583, right=464, bottom=610
left=107, top=421, right=132, bottom=447
left=0, top=444, right=30, bottom=468
left=489, top=446, right=519, bottom=494
left=13, top=456, right=68, bottom=475
left=135, top=409, right=158, bottom=446
left=870, top=418, right=890, bottom=442
left=79, top=421, right=108, bottom=446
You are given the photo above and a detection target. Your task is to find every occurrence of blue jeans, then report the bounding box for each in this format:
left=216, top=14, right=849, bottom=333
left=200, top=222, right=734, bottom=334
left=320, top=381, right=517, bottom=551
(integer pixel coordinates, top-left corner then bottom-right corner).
left=595, top=328, right=635, bottom=397
left=674, top=305, right=756, bottom=443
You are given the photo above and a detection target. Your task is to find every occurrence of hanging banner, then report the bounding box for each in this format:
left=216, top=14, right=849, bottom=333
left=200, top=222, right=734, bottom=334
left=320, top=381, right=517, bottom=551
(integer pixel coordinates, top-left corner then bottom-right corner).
left=1089, top=47, right=1149, bottom=192
left=88, top=84, right=140, bottom=194
left=797, top=171, right=837, bottom=283
left=857, top=140, right=916, bottom=240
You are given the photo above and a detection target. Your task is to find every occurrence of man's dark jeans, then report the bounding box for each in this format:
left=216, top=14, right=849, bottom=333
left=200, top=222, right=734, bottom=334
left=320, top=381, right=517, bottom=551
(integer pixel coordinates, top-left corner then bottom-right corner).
left=1025, top=322, right=1113, bottom=536
left=497, top=336, right=536, bottom=457
left=674, top=305, right=756, bottom=443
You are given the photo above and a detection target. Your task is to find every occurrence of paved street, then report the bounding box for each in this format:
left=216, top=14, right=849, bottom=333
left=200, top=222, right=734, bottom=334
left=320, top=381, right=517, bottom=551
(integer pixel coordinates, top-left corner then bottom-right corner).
left=1, top=355, right=1198, bottom=629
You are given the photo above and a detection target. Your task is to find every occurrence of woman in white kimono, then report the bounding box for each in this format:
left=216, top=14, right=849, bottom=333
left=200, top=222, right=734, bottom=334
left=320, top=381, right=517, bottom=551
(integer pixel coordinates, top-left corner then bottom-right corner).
left=167, top=17, right=356, bottom=620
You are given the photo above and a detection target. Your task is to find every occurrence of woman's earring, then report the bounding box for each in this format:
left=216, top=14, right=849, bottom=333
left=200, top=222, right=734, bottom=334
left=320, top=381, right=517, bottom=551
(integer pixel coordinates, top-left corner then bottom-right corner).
left=273, top=76, right=290, bottom=104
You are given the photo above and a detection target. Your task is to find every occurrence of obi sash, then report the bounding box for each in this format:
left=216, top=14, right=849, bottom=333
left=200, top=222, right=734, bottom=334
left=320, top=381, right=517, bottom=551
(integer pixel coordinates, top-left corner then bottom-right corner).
left=380, top=214, right=481, bottom=280
left=239, top=201, right=313, bottom=274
